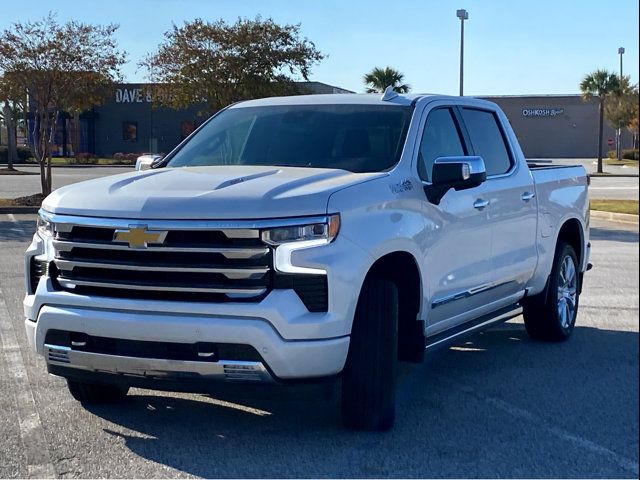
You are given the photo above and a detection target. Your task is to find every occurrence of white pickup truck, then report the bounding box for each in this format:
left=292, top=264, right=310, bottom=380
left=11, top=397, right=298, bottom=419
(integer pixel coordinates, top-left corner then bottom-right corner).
left=25, top=92, right=590, bottom=430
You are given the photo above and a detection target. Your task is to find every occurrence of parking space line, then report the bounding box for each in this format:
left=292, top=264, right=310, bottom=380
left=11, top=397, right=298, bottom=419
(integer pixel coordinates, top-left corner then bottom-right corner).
left=0, top=295, right=55, bottom=478
left=436, top=375, right=639, bottom=476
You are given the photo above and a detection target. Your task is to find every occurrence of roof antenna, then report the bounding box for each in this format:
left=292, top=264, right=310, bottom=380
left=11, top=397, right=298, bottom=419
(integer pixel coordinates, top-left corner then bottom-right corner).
left=381, top=85, right=398, bottom=101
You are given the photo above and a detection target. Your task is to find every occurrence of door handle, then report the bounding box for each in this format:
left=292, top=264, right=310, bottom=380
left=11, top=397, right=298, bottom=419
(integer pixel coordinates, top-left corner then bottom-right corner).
left=521, top=191, right=536, bottom=202
left=473, top=199, right=490, bottom=210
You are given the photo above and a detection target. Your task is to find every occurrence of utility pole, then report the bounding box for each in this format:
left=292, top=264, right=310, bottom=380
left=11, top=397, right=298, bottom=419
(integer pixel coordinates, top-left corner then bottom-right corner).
left=617, top=46, right=625, bottom=161
left=457, top=9, right=469, bottom=96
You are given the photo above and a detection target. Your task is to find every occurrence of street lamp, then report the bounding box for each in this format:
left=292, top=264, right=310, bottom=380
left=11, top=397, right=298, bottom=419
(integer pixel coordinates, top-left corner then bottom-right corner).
left=456, top=9, right=469, bottom=96
left=617, top=47, right=625, bottom=161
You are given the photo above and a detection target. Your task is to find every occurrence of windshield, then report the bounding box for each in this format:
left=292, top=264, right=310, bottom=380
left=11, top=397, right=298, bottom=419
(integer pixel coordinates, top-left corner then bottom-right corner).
left=166, top=104, right=412, bottom=173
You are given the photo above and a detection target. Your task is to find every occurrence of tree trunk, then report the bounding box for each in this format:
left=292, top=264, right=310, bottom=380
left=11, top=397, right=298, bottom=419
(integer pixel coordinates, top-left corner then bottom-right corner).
left=597, top=98, right=604, bottom=174
left=3, top=102, right=17, bottom=170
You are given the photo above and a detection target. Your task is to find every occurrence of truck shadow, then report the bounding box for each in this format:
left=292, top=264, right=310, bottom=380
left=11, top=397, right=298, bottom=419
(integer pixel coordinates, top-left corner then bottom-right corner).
left=86, top=324, right=639, bottom=478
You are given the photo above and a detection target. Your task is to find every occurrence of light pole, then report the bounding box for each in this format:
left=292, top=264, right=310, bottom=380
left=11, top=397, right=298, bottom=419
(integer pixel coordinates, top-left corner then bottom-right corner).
left=457, top=9, right=469, bottom=96
left=617, top=47, right=625, bottom=161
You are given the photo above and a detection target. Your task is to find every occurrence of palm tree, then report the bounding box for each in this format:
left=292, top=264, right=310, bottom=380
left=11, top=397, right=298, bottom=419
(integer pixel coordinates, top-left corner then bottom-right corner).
left=363, top=67, right=410, bottom=94
left=580, top=69, right=620, bottom=173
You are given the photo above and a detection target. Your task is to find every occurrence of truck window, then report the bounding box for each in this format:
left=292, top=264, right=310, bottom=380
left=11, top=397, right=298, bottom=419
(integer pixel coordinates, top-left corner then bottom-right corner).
left=167, top=104, right=412, bottom=173
left=417, top=108, right=466, bottom=182
left=461, top=108, right=512, bottom=176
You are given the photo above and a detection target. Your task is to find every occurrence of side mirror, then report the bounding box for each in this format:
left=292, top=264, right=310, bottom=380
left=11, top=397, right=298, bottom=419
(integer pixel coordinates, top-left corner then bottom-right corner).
left=424, top=156, right=486, bottom=204
left=135, top=154, right=162, bottom=171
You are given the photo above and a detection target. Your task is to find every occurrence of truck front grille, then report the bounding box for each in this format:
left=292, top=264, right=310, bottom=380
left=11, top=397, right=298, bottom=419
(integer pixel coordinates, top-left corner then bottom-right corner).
left=51, top=223, right=272, bottom=302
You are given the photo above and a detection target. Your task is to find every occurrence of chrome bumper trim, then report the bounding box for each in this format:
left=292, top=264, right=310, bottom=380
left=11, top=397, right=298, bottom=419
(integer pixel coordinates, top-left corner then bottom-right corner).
left=44, top=344, right=275, bottom=383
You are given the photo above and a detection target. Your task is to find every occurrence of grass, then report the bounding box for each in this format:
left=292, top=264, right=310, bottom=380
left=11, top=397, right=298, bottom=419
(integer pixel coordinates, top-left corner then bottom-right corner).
left=590, top=199, right=639, bottom=215
left=604, top=158, right=639, bottom=167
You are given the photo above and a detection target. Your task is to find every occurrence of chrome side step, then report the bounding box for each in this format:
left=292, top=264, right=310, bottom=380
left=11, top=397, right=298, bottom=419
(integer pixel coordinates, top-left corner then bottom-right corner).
left=426, top=304, right=523, bottom=352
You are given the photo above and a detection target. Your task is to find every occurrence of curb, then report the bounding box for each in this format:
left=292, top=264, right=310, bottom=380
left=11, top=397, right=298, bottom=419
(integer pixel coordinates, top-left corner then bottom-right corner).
left=589, top=173, right=639, bottom=178
left=0, top=206, right=40, bottom=214
left=0, top=164, right=134, bottom=169
left=590, top=210, right=639, bottom=225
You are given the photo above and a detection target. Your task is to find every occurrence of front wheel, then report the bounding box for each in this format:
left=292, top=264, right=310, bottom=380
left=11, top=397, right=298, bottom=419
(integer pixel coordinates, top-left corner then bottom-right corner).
left=67, top=380, right=129, bottom=404
left=523, top=242, right=580, bottom=342
left=341, top=276, right=398, bottom=431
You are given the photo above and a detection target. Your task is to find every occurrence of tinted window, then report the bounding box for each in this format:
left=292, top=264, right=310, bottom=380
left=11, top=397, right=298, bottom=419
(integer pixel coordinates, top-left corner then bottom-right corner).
left=167, top=105, right=411, bottom=173
left=122, top=121, right=137, bottom=142
left=461, top=108, right=512, bottom=176
left=417, top=108, right=465, bottom=182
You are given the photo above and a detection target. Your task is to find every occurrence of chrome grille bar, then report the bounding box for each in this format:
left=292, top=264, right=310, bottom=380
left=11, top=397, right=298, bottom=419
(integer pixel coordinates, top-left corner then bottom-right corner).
left=53, top=239, right=269, bottom=259
left=55, top=259, right=268, bottom=280
left=57, top=278, right=267, bottom=297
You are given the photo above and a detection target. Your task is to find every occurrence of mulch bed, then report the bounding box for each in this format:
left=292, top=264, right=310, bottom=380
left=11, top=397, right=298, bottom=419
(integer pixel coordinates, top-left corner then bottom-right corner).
left=0, top=193, right=45, bottom=207
left=0, top=168, right=39, bottom=175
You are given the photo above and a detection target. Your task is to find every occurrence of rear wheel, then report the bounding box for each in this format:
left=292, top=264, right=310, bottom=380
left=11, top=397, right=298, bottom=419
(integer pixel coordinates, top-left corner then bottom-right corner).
left=342, top=276, right=398, bottom=431
left=523, top=242, right=580, bottom=342
left=67, top=380, right=129, bottom=404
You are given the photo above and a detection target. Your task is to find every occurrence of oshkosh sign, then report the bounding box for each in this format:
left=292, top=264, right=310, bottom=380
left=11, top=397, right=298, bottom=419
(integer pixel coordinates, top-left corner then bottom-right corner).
left=522, top=107, right=564, bottom=117
left=115, top=88, right=152, bottom=103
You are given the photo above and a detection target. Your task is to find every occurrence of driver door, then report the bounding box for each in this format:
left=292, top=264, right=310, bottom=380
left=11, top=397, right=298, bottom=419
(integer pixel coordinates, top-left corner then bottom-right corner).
left=416, top=105, right=495, bottom=336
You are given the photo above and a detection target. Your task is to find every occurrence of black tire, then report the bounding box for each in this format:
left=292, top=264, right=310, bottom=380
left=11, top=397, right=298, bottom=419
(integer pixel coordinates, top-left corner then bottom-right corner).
left=67, top=380, right=129, bottom=404
left=523, top=242, right=580, bottom=342
left=342, top=276, right=398, bottom=431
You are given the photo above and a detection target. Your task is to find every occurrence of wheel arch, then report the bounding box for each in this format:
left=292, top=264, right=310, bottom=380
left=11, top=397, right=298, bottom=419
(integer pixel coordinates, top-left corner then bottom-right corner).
left=359, top=250, right=425, bottom=363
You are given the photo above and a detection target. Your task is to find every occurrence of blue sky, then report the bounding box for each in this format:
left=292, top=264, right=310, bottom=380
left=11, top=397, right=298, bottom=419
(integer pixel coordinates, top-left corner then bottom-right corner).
left=1, top=0, right=638, bottom=95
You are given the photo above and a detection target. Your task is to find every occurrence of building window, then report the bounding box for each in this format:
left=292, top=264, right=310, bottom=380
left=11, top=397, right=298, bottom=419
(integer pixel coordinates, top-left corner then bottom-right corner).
left=123, top=121, right=137, bottom=142
left=180, top=120, right=195, bottom=140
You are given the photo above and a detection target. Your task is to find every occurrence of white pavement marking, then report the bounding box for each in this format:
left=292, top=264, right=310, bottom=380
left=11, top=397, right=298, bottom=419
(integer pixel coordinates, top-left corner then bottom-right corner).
left=6, top=213, right=27, bottom=235
left=435, top=375, right=639, bottom=476
left=590, top=186, right=639, bottom=190
left=0, top=296, right=55, bottom=478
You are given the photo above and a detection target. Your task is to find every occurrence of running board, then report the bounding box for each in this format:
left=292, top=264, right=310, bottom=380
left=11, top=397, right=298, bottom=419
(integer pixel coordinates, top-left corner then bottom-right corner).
left=425, top=304, right=523, bottom=352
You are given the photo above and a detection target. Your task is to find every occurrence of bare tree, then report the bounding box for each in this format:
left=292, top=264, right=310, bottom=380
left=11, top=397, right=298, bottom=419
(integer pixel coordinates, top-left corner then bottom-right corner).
left=0, top=14, right=126, bottom=195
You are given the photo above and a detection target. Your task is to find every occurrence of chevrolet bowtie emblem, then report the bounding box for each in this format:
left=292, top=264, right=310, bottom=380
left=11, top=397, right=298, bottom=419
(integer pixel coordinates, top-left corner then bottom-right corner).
left=113, top=225, right=168, bottom=249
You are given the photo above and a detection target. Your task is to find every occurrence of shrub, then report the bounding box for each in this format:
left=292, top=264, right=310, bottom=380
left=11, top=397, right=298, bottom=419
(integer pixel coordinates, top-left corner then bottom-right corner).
left=0, top=146, right=33, bottom=163
left=110, top=152, right=143, bottom=164
left=622, top=148, right=639, bottom=160
left=74, top=153, right=99, bottom=165
left=607, top=150, right=616, bottom=159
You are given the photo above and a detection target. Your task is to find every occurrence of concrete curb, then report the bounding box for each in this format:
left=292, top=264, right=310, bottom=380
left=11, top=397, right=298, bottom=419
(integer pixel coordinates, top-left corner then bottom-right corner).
left=0, top=163, right=134, bottom=169
left=0, top=206, right=40, bottom=214
left=590, top=210, right=639, bottom=225
left=589, top=173, right=639, bottom=178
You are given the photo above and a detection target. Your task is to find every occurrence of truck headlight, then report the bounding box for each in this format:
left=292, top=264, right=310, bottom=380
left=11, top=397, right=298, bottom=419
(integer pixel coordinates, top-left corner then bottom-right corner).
left=37, top=213, right=55, bottom=237
left=262, top=214, right=340, bottom=275
left=261, top=214, right=340, bottom=245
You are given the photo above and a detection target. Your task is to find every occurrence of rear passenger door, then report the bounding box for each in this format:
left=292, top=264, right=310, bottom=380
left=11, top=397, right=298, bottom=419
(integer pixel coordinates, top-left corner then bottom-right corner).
left=459, top=107, right=537, bottom=305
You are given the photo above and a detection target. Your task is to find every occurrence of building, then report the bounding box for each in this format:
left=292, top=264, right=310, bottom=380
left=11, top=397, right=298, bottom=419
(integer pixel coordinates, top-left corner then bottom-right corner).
left=39, top=85, right=634, bottom=159
left=44, top=81, right=354, bottom=158
left=483, top=94, right=634, bottom=158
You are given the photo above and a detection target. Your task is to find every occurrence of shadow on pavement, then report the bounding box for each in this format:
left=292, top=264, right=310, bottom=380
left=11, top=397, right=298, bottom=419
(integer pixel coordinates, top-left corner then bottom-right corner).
left=0, top=220, right=35, bottom=242
left=590, top=227, right=639, bottom=243
left=86, top=325, right=639, bottom=478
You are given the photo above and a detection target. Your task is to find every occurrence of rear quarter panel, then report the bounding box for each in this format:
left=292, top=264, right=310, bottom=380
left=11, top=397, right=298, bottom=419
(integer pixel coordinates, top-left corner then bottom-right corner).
left=528, top=166, right=589, bottom=295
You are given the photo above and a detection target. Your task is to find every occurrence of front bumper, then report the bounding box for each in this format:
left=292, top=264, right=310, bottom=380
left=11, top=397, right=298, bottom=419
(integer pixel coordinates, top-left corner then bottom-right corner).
left=25, top=303, right=350, bottom=382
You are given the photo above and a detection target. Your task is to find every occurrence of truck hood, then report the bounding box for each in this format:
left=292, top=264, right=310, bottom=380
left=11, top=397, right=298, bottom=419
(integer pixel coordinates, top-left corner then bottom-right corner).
left=42, top=166, right=385, bottom=219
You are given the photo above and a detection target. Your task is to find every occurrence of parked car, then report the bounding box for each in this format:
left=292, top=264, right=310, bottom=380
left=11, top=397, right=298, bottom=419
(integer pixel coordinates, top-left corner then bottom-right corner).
left=25, top=91, right=590, bottom=430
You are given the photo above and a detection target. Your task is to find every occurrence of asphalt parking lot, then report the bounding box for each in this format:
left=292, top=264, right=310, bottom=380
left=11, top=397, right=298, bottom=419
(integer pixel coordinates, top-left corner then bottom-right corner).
left=0, top=160, right=638, bottom=200
left=0, top=213, right=637, bottom=478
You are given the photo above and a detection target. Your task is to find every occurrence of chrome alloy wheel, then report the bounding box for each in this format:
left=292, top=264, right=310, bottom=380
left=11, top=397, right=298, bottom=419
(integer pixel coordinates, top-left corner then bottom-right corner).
left=557, top=255, right=578, bottom=329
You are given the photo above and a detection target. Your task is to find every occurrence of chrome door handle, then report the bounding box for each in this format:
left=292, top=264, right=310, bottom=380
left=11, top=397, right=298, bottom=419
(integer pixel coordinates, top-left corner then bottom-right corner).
left=521, top=191, right=536, bottom=202
left=473, top=199, right=490, bottom=210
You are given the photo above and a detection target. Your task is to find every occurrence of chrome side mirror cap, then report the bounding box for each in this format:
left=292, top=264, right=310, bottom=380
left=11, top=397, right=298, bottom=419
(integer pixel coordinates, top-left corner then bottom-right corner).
left=424, top=156, right=486, bottom=204
left=135, top=154, right=163, bottom=171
